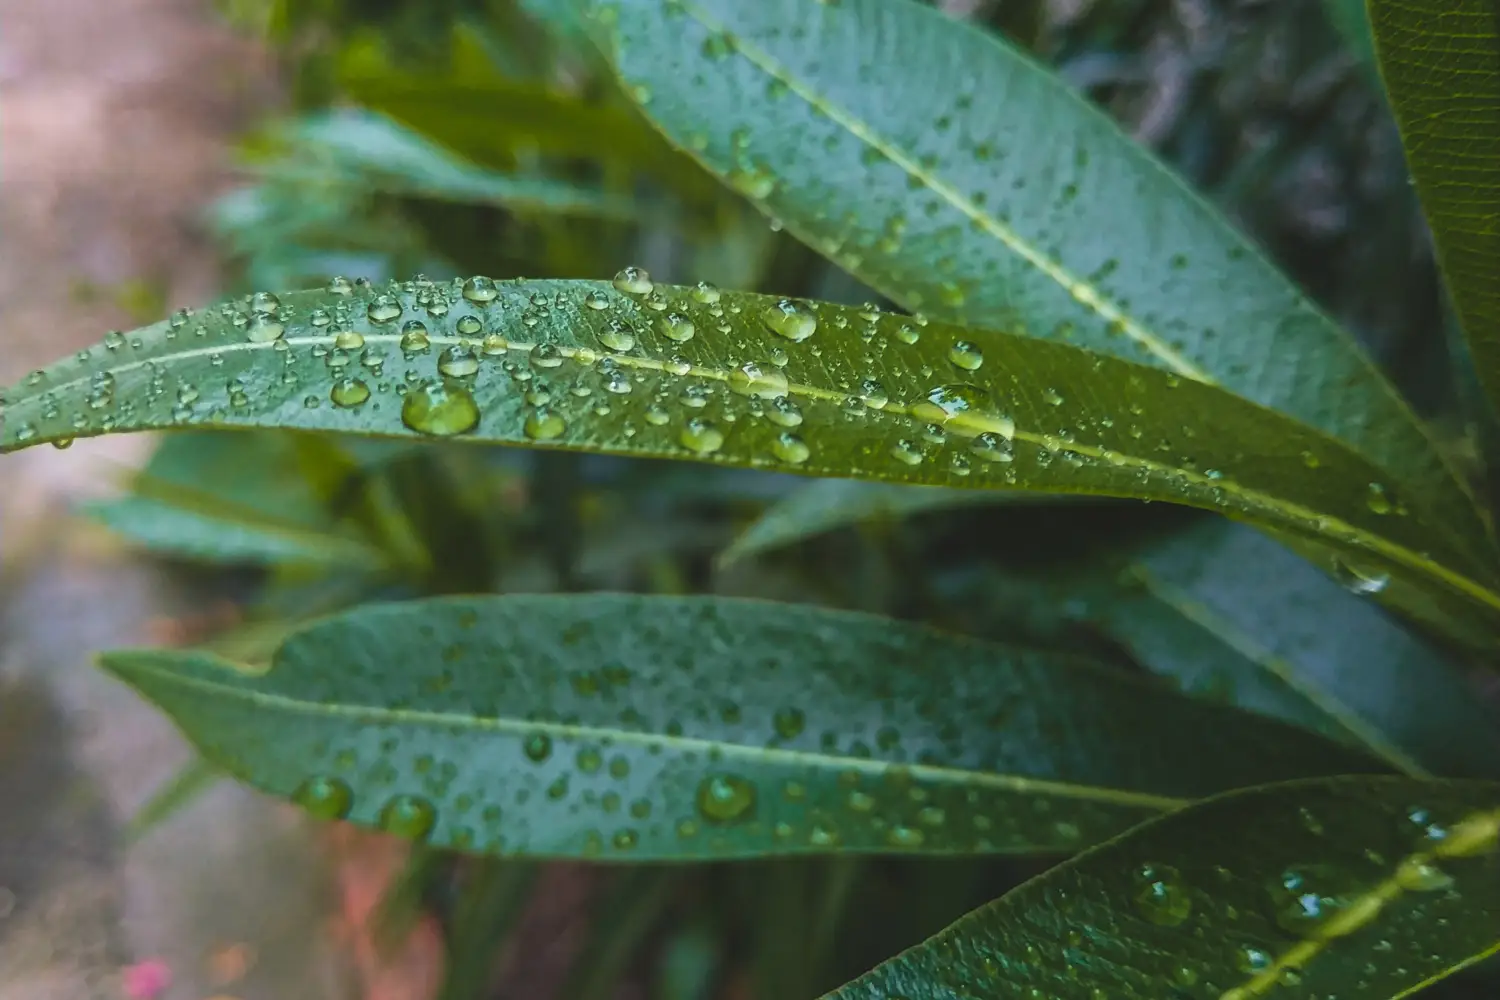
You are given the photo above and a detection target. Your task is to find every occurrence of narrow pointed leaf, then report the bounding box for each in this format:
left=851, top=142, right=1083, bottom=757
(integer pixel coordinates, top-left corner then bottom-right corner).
left=592, top=0, right=1488, bottom=546
left=4, top=280, right=1499, bottom=621
left=720, top=479, right=1073, bottom=565
left=124, top=755, right=223, bottom=845
left=99, top=595, right=1389, bottom=861
left=1369, top=0, right=1500, bottom=414
left=819, top=776, right=1500, bottom=1000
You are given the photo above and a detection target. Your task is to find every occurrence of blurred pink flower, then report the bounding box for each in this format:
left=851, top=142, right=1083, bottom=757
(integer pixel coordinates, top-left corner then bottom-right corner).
left=121, top=958, right=173, bottom=999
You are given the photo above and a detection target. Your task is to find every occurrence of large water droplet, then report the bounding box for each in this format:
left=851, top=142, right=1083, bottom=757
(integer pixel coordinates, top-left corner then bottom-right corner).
left=691, top=281, right=721, bottom=305
left=247, top=315, right=285, bottom=343
left=948, top=341, right=984, bottom=371
left=766, top=396, right=803, bottom=428
left=659, top=312, right=696, bottom=343
left=598, top=319, right=637, bottom=353
left=1332, top=559, right=1389, bottom=596
left=890, top=439, right=924, bottom=465
left=772, top=432, right=810, bottom=465
left=331, top=377, right=371, bottom=408
left=455, top=315, right=483, bottom=337
left=250, top=290, right=282, bottom=315
left=462, top=275, right=499, bottom=304
left=531, top=344, right=564, bottom=368
left=524, top=408, right=567, bottom=441
left=680, top=417, right=724, bottom=454
left=294, top=775, right=353, bottom=820
left=379, top=794, right=437, bottom=841
left=439, top=345, right=480, bottom=378
left=367, top=294, right=403, bottom=324
left=1134, top=863, right=1193, bottom=927
left=696, top=774, right=756, bottom=823
left=728, top=362, right=790, bottom=399
left=400, top=321, right=431, bottom=354
left=909, top=383, right=1013, bottom=439
left=584, top=290, right=612, bottom=311
left=334, top=329, right=365, bottom=351
left=1268, top=864, right=1365, bottom=937
left=761, top=299, right=817, bottom=342
left=402, top=380, right=480, bottom=437
left=612, top=267, right=654, bottom=295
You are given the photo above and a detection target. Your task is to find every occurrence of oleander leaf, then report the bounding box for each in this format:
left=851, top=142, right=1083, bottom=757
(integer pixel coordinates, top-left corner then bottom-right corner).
left=817, top=776, right=1500, bottom=1000
left=592, top=0, right=1491, bottom=551
left=4, top=279, right=1500, bottom=625
left=1369, top=0, right=1500, bottom=416
left=98, top=594, right=1389, bottom=861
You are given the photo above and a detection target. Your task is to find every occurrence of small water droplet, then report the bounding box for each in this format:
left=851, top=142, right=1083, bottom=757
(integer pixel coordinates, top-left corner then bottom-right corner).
left=1332, top=559, right=1389, bottom=595
left=969, top=432, right=1014, bottom=463
left=294, top=775, right=353, bottom=820
left=645, top=404, right=671, bottom=426
left=659, top=312, right=696, bottom=343
left=681, top=384, right=711, bottom=408
left=1134, top=863, right=1192, bottom=927
left=247, top=315, right=285, bottom=343
left=761, top=299, right=817, bottom=342
left=598, top=319, right=637, bottom=353
left=462, top=276, right=499, bottom=303
left=890, top=439, right=924, bottom=465
left=400, top=321, right=431, bottom=354
left=1394, top=859, right=1454, bottom=892
left=1268, top=864, right=1365, bottom=937
left=948, top=340, right=984, bottom=371
left=379, top=794, right=437, bottom=841
left=680, top=417, right=724, bottom=454
left=691, top=281, right=721, bottom=304
left=859, top=378, right=889, bottom=409
left=531, top=343, right=564, bottom=368
left=103, top=330, right=127, bottom=350
left=367, top=294, right=403, bottom=324
left=772, top=431, right=811, bottom=465
left=886, top=825, right=925, bottom=848
left=696, top=774, right=756, bottom=823
left=1366, top=482, right=1393, bottom=515
left=584, top=290, right=612, bottom=311
left=455, top=315, right=483, bottom=337
left=401, top=380, right=480, bottom=437
left=524, top=733, right=553, bottom=762
left=524, top=408, right=567, bottom=441
left=728, top=361, right=790, bottom=399
left=612, top=267, right=654, bottom=295
left=334, top=329, right=365, bottom=351
left=439, top=345, right=480, bottom=378
left=331, top=377, right=371, bottom=408
left=482, top=333, right=509, bottom=356
left=604, top=371, right=632, bottom=394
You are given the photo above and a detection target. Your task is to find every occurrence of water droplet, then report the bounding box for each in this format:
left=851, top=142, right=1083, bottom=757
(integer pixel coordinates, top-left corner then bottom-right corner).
left=462, top=275, right=499, bottom=303
left=333, top=329, right=365, bottom=351
left=969, top=432, right=1014, bottom=463
left=761, top=299, right=817, bottom=342
left=455, top=315, right=482, bottom=337
left=604, top=371, right=632, bottom=394
left=597, top=319, right=637, bottom=353
left=524, top=733, right=553, bottom=762
left=439, top=345, right=480, bottom=378
left=524, top=408, right=567, bottom=441
left=659, top=312, right=696, bottom=343
left=948, top=340, right=984, bottom=371
left=1394, top=859, right=1454, bottom=892
left=772, top=707, right=805, bottom=739
left=1332, top=559, right=1389, bottom=595
left=1043, top=387, right=1065, bottom=406
left=1134, top=863, right=1193, bottom=927
left=612, top=266, right=654, bottom=295
left=890, top=439, right=924, bottom=465
left=612, top=828, right=639, bottom=850
left=531, top=344, right=564, bottom=368
left=696, top=774, right=756, bottom=823
left=909, top=383, right=1013, bottom=440
left=294, top=775, right=353, bottom=820
left=328, top=276, right=355, bottom=296
left=1235, top=946, right=1272, bottom=974
left=763, top=396, right=803, bottom=428
left=400, top=321, right=431, bottom=354
left=379, top=794, right=437, bottom=841
left=886, top=825, right=925, bottom=848
left=1366, top=482, right=1393, bottom=515
left=247, top=315, right=285, bottom=343
left=681, top=384, right=711, bottom=408
left=680, top=417, right=724, bottom=454
left=584, top=290, right=612, bottom=311
left=401, top=380, right=480, bottom=437
left=102, top=330, right=127, bottom=351
left=645, top=404, right=671, bottom=426
left=728, top=362, right=790, bottom=399
left=692, top=281, right=721, bottom=304
left=1268, top=864, right=1365, bottom=937
left=331, top=377, right=371, bottom=408
left=859, top=379, right=889, bottom=409
left=481, top=334, right=509, bottom=356
left=772, top=431, right=810, bottom=465
left=367, top=294, right=403, bottom=324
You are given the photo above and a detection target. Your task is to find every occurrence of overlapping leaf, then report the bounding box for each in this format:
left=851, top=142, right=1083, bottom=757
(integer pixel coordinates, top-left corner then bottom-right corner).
left=819, top=776, right=1500, bottom=1000
left=1369, top=0, right=1500, bottom=414
left=590, top=0, right=1488, bottom=548
left=99, top=595, right=1388, bottom=861
left=4, top=280, right=1499, bottom=621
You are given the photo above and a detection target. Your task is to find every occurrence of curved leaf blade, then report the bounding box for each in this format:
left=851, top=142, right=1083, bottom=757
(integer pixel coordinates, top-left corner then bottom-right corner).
left=820, top=776, right=1500, bottom=1000
left=99, top=594, right=1389, bottom=861
left=3, top=279, right=1497, bottom=620
left=593, top=0, right=1488, bottom=546
left=1369, top=0, right=1500, bottom=415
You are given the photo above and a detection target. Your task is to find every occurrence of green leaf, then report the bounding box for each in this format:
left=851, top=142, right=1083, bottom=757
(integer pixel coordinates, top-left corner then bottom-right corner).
left=124, top=755, right=223, bottom=845
left=257, top=110, right=644, bottom=221
left=559, top=869, right=681, bottom=1000
left=1322, top=0, right=1378, bottom=76
left=817, top=776, right=1500, bottom=1000
left=593, top=0, right=1489, bottom=546
left=1369, top=0, right=1500, bottom=415
left=438, top=859, right=538, bottom=1000
left=5, top=280, right=1499, bottom=621
left=1096, top=519, right=1500, bottom=781
left=97, top=594, right=1389, bottom=861
left=719, top=478, right=1079, bottom=565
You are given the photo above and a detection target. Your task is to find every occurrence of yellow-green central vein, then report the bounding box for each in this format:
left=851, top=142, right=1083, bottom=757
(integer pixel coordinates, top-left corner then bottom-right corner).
left=8, top=318, right=1500, bottom=617
left=672, top=1, right=1208, bottom=380
left=122, top=653, right=1188, bottom=812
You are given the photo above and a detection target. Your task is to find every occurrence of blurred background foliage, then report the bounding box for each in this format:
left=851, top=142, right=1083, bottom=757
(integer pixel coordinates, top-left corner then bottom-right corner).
left=101, top=0, right=1498, bottom=997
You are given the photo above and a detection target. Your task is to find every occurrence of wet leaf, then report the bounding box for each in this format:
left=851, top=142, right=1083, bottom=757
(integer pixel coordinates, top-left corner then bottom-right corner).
left=4, top=279, right=1499, bottom=621
left=1369, top=0, right=1500, bottom=416
left=1097, top=520, right=1500, bottom=781
left=818, top=776, right=1500, bottom=1000
left=97, top=594, right=1388, bottom=861
left=720, top=478, right=1075, bottom=565
left=593, top=0, right=1489, bottom=547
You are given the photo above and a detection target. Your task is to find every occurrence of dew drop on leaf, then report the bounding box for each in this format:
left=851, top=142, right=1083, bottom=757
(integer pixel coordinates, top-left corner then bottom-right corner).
left=691, top=281, right=721, bottom=304
left=293, top=775, right=353, bottom=821
left=1134, top=863, right=1193, bottom=927
left=250, top=290, right=282, bottom=315
left=584, top=290, right=611, bottom=311
left=523, top=734, right=552, bottom=762
left=367, top=294, right=403, bottom=325
left=334, top=329, right=365, bottom=351
left=947, top=340, right=984, bottom=371
left=482, top=334, right=509, bottom=356
left=330, top=377, right=371, bottom=409
left=246, top=315, right=285, bottom=343
left=761, top=299, right=818, bottom=342
left=438, top=345, right=480, bottom=378
left=378, top=794, right=437, bottom=841
left=598, top=320, right=637, bottom=353
left=890, top=439, right=924, bottom=465
left=969, top=433, right=1014, bottom=463
left=1394, top=859, right=1454, bottom=892
left=1332, top=559, right=1389, bottom=595
left=531, top=344, right=564, bottom=369
left=462, top=275, right=499, bottom=304
left=766, top=397, right=804, bottom=428
left=401, top=380, right=480, bottom=437
left=696, top=774, right=756, bottom=824
left=400, top=321, right=431, bottom=354
left=455, top=315, right=483, bottom=337
left=1366, top=482, right=1393, bottom=515
left=524, top=408, right=567, bottom=441
left=1267, top=864, right=1366, bottom=937
left=728, top=362, right=790, bottom=399
left=612, top=266, right=654, bottom=296
left=659, top=312, right=696, bottom=343
left=645, top=404, right=671, bottom=426
left=772, top=431, right=811, bottom=465
left=680, top=417, right=725, bottom=454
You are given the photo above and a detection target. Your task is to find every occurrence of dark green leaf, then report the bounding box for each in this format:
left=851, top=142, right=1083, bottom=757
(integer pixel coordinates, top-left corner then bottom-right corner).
left=1322, top=0, right=1378, bottom=76
left=5, top=280, right=1498, bottom=621
left=98, top=594, right=1388, bottom=861
left=595, top=0, right=1490, bottom=547
left=439, top=859, right=538, bottom=1000
left=1369, top=0, right=1500, bottom=415
left=817, top=776, right=1500, bottom=1000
